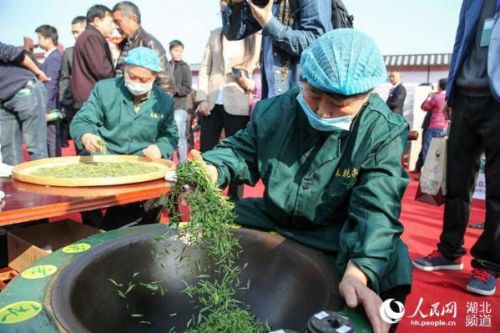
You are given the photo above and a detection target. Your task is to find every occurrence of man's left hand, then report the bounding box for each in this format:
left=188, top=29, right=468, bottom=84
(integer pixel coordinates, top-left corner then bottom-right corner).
left=247, top=0, right=274, bottom=27
left=35, top=70, right=50, bottom=83
left=339, top=261, right=390, bottom=333
left=143, top=145, right=162, bottom=160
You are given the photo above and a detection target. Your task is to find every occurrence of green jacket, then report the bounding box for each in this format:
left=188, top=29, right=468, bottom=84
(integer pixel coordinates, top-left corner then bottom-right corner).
left=203, top=87, right=412, bottom=293
left=70, top=77, right=178, bottom=158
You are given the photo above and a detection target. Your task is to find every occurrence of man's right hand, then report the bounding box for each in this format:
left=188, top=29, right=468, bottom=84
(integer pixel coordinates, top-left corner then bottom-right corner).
left=196, top=101, right=210, bottom=116
left=81, top=133, right=105, bottom=153
left=190, top=149, right=218, bottom=185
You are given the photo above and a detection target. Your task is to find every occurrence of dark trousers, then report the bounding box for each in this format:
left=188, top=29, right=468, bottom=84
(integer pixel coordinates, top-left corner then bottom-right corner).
left=438, top=91, right=500, bottom=276
left=82, top=198, right=164, bottom=231
left=47, top=120, right=61, bottom=157
left=60, top=105, right=76, bottom=147
left=200, top=104, right=249, bottom=200
left=414, top=128, right=427, bottom=172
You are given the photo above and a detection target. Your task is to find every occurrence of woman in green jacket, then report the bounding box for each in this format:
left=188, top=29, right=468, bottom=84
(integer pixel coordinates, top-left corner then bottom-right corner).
left=192, top=29, right=412, bottom=333
left=70, top=47, right=178, bottom=230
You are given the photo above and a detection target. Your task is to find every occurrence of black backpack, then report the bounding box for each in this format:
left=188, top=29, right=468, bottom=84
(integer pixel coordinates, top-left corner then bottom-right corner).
left=332, top=0, right=354, bottom=28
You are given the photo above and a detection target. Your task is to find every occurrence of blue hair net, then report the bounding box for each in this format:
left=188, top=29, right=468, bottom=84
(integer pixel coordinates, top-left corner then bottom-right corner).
left=300, top=29, right=387, bottom=96
left=125, top=47, right=161, bottom=72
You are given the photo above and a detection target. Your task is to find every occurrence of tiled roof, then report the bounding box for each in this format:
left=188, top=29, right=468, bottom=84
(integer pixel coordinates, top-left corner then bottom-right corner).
left=384, top=53, right=452, bottom=67
left=189, top=53, right=453, bottom=71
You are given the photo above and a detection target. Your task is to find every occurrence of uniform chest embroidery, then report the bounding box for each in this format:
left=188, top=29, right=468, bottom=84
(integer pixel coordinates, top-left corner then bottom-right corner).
left=150, top=112, right=164, bottom=119
left=335, top=167, right=359, bottom=180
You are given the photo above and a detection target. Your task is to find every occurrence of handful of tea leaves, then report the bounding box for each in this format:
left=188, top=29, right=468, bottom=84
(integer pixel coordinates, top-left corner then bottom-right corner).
left=97, top=137, right=107, bottom=154
left=165, top=159, right=269, bottom=333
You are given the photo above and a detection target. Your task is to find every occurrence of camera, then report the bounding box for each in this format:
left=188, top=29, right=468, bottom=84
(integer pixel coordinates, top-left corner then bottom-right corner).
left=249, top=0, right=270, bottom=7
left=231, top=67, right=249, bottom=79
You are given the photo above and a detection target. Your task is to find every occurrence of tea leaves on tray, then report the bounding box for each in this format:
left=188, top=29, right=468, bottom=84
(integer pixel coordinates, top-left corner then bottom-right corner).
left=31, top=161, right=160, bottom=178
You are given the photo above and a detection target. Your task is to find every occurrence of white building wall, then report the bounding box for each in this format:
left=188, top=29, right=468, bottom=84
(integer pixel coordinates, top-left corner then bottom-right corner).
left=396, top=70, right=450, bottom=86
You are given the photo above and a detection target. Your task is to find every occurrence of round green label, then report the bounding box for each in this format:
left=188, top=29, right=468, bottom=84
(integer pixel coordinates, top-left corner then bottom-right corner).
left=21, top=265, right=58, bottom=280
left=62, top=243, right=91, bottom=253
left=0, top=301, right=42, bottom=324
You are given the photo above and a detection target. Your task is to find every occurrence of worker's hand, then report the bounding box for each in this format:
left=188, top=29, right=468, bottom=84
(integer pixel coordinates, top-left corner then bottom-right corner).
left=143, top=144, right=162, bottom=160
left=339, top=261, right=390, bottom=333
left=190, top=149, right=218, bottom=185
left=35, top=70, right=50, bottom=83
left=196, top=101, right=210, bottom=116
left=81, top=133, right=104, bottom=153
left=247, top=0, right=274, bottom=27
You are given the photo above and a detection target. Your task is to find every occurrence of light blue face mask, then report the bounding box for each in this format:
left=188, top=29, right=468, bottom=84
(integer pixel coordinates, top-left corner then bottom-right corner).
left=296, top=92, right=352, bottom=132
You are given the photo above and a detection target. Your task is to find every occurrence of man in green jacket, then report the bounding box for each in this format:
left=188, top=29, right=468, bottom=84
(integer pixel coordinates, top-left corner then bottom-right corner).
left=70, top=47, right=178, bottom=229
left=193, top=29, right=412, bottom=333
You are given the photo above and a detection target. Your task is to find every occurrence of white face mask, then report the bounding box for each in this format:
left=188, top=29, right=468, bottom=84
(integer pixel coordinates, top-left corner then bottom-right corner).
left=125, top=80, right=153, bottom=96
left=297, top=91, right=353, bottom=132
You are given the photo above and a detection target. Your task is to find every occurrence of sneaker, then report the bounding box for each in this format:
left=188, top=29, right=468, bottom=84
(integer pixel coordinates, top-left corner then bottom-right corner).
left=412, top=250, right=464, bottom=271
left=468, top=222, right=485, bottom=229
left=466, top=268, right=497, bottom=296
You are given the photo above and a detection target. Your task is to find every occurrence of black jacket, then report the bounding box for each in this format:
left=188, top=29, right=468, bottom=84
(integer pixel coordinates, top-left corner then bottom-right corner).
left=170, top=60, right=192, bottom=110
left=386, top=83, right=407, bottom=115
left=115, top=27, right=175, bottom=95
left=59, top=47, right=73, bottom=108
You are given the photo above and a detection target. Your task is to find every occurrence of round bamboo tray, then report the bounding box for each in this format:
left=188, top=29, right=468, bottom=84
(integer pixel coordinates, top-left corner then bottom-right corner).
left=12, top=155, right=175, bottom=187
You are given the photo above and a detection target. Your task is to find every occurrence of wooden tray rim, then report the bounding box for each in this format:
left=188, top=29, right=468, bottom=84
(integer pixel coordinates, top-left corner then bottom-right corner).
left=12, top=155, right=175, bottom=187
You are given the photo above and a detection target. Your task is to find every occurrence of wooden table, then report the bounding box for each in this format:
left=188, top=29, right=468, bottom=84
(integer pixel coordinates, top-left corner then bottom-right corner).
left=0, top=178, right=171, bottom=227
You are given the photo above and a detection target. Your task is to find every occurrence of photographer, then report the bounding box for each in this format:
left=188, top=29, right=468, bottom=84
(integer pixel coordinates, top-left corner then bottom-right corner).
left=223, top=0, right=332, bottom=98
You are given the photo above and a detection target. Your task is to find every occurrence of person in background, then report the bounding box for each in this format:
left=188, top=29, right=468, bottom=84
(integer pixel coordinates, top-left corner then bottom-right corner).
left=412, top=115, right=431, bottom=174
left=386, top=71, right=409, bottom=167
left=195, top=1, right=261, bottom=200
left=108, top=28, right=125, bottom=67
left=36, top=24, right=63, bottom=157
left=59, top=16, right=86, bottom=149
left=70, top=47, right=178, bottom=230
left=419, top=78, right=448, bottom=165
left=413, top=0, right=500, bottom=297
left=72, top=4, right=115, bottom=111
left=112, top=1, right=175, bottom=95
left=386, top=71, right=407, bottom=115
left=0, top=42, right=49, bottom=165
left=222, top=0, right=333, bottom=98
left=169, top=39, right=192, bottom=162
left=188, top=29, right=411, bottom=333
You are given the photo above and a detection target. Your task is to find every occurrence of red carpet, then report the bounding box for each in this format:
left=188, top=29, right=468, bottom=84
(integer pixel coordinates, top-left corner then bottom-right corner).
left=51, top=144, right=498, bottom=332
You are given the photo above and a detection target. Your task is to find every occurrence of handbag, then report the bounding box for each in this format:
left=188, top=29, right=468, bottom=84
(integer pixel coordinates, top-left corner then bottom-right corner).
left=415, top=137, right=447, bottom=206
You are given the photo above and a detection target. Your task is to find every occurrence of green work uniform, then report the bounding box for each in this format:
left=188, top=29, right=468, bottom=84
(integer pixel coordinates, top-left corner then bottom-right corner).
left=70, top=77, right=178, bottom=158
left=203, top=87, right=412, bottom=293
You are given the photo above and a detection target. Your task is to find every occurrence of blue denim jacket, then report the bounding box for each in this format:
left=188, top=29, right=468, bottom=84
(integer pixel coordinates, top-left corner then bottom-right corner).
left=223, top=0, right=332, bottom=98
